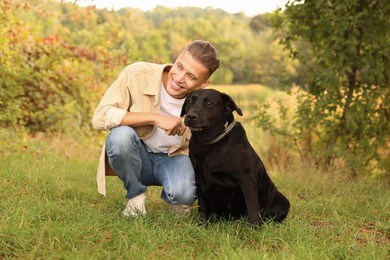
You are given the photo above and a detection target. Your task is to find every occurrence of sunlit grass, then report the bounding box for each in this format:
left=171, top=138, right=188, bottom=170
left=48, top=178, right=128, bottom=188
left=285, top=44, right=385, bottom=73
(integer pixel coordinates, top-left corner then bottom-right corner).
left=1, top=136, right=388, bottom=258
left=212, top=84, right=287, bottom=117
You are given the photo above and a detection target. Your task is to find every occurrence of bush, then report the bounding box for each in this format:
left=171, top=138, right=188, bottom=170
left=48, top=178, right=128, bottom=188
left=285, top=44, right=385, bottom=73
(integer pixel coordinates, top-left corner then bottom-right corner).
left=0, top=2, right=117, bottom=134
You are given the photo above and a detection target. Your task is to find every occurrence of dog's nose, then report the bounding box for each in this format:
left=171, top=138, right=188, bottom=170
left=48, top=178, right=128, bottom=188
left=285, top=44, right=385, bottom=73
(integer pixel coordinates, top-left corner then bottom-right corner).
left=187, top=113, right=199, bottom=122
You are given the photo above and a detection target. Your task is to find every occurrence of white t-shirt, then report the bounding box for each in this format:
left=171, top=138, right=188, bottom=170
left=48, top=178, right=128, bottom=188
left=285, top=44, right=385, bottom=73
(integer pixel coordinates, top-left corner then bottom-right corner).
left=143, top=84, right=185, bottom=153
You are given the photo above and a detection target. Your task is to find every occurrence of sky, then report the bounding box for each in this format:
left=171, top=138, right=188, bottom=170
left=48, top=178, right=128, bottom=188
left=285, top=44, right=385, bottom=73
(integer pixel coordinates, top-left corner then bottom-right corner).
left=71, top=0, right=289, bottom=16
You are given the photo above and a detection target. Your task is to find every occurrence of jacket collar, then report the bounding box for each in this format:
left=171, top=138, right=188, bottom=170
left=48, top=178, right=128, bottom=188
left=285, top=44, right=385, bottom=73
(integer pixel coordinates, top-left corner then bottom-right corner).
left=143, top=63, right=173, bottom=95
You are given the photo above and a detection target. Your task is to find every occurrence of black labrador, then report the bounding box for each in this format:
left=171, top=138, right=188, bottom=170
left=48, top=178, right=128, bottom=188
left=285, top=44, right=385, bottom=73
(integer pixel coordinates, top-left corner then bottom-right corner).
left=180, top=89, right=290, bottom=226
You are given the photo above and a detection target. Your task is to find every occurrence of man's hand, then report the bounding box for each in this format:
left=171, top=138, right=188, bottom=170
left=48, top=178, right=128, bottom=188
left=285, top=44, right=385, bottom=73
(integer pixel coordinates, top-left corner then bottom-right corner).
left=155, top=115, right=187, bottom=136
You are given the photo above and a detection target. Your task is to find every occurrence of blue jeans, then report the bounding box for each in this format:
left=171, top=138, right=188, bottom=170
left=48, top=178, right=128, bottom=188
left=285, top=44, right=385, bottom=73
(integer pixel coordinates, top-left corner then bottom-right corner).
left=105, top=126, right=197, bottom=205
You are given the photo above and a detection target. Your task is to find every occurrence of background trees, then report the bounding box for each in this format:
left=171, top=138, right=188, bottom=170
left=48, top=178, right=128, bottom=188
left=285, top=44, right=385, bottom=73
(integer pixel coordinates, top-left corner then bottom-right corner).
left=259, top=0, right=390, bottom=177
left=1, top=0, right=296, bottom=131
left=1, top=0, right=388, bottom=179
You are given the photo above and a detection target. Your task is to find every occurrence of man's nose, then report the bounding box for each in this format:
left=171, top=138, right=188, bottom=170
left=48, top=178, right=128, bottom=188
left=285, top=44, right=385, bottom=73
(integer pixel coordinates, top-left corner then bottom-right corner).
left=176, top=71, right=186, bottom=82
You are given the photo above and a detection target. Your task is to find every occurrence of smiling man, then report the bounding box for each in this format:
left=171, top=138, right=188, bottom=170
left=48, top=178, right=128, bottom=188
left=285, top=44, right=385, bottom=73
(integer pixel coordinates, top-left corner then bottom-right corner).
left=92, top=40, right=220, bottom=217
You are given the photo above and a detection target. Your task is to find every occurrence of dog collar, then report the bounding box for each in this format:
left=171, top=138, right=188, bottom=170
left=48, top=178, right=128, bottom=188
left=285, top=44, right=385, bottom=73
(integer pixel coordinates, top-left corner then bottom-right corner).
left=205, top=119, right=237, bottom=145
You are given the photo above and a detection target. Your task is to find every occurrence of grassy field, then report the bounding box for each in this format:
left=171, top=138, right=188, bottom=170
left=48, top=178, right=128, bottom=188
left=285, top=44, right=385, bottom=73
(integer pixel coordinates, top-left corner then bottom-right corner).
left=1, top=85, right=389, bottom=259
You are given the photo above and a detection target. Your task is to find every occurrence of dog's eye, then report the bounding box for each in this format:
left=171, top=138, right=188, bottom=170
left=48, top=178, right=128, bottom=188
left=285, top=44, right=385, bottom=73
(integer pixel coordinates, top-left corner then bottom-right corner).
left=206, top=101, right=212, bottom=106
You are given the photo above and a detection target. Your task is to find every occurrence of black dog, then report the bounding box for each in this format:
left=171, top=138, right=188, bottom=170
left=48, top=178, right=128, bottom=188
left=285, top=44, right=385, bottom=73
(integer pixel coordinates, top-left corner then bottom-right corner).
left=180, top=89, right=290, bottom=226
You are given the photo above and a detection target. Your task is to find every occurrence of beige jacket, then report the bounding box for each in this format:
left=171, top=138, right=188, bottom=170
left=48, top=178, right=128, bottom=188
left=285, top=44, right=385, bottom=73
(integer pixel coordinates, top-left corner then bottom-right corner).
left=92, top=62, right=191, bottom=196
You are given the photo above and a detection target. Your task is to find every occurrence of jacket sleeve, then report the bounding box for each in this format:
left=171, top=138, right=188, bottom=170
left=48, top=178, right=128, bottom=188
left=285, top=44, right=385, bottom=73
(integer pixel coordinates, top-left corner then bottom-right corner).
left=92, top=68, right=131, bottom=130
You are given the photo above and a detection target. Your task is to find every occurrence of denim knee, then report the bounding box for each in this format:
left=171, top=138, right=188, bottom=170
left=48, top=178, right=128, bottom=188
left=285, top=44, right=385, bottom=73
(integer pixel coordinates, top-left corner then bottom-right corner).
left=105, top=126, right=138, bottom=157
left=178, top=188, right=197, bottom=205
left=163, top=181, right=197, bottom=205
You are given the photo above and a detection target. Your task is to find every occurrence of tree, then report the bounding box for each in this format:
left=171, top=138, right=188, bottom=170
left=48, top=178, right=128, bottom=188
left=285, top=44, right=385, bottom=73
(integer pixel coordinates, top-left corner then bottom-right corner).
left=263, top=0, right=390, bottom=178
left=250, top=14, right=270, bottom=33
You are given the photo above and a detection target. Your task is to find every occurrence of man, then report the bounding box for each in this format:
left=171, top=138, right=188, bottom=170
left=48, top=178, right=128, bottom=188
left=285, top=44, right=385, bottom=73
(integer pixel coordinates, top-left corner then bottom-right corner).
left=92, top=40, right=220, bottom=217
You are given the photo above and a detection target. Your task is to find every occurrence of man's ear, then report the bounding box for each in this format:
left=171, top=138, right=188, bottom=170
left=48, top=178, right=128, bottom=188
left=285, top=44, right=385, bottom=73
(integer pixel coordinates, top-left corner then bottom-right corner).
left=222, top=93, right=243, bottom=116
left=198, top=80, right=210, bottom=89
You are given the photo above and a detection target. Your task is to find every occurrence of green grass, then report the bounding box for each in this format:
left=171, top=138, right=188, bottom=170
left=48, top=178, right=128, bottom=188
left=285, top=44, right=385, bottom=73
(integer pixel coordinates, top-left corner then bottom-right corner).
left=1, top=133, right=389, bottom=259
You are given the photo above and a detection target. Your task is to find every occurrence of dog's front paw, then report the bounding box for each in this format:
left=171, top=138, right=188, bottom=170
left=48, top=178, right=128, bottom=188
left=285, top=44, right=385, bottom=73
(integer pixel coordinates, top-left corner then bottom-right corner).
left=248, top=214, right=262, bottom=227
left=199, top=212, right=208, bottom=225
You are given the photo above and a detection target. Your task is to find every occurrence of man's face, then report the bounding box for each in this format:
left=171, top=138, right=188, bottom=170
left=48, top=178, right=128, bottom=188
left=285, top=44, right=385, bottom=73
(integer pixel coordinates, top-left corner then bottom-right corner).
left=165, top=51, right=210, bottom=99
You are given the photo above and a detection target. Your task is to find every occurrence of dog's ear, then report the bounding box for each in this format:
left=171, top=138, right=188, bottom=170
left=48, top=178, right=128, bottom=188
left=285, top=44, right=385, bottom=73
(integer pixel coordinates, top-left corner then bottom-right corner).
left=180, top=94, right=190, bottom=117
left=221, top=93, right=243, bottom=116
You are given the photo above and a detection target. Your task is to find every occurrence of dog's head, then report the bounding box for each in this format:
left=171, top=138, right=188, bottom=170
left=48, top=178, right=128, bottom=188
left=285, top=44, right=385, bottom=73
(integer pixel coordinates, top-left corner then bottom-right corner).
left=180, top=89, right=243, bottom=132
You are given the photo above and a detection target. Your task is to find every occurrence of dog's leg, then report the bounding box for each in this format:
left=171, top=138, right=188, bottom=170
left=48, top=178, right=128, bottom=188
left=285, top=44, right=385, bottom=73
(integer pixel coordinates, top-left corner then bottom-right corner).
left=197, top=186, right=209, bottom=224
left=262, top=192, right=290, bottom=222
left=238, top=180, right=262, bottom=225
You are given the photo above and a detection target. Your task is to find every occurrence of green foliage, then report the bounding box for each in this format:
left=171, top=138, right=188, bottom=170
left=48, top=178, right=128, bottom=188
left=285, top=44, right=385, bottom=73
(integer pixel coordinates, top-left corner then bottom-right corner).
left=0, top=24, right=100, bottom=132
left=0, top=3, right=24, bottom=126
left=0, top=0, right=300, bottom=134
left=18, top=41, right=78, bottom=131
left=0, top=1, right=124, bottom=133
left=261, top=0, right=390, bottom=178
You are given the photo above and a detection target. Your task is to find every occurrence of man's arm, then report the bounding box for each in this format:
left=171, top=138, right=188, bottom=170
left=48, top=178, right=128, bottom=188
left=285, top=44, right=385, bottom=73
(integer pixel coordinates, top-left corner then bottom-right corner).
left=120, top=112, right=186, bottom=136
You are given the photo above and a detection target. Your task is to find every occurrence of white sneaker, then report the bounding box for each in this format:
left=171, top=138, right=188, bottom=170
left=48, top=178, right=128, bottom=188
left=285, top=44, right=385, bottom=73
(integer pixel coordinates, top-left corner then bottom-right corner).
left=123, top=193, right=146, bottom=217
left=168, top=204, right=191, bottom=215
